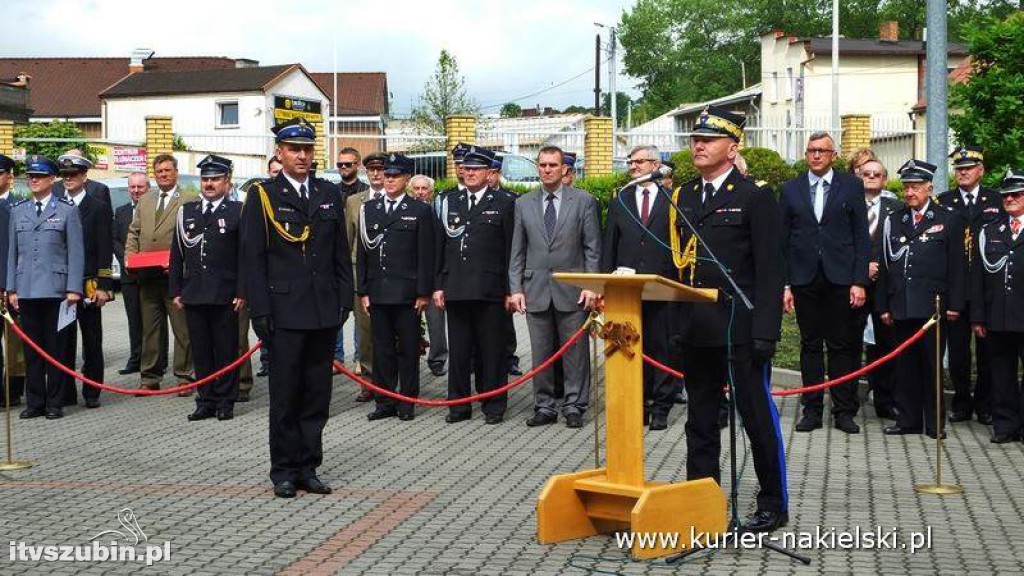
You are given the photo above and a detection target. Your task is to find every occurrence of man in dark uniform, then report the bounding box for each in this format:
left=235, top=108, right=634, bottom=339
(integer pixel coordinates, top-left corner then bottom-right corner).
left=51, top=150, right=112, bottom=206
left=877, top=160, right=966, bottom=439
left=7, top=155, right=84, bottom=420
left=970, top=168, right=1024, bottom=443
left=55, top=155, right=114, bottom=409
left=937, top=146, right=1001, bottom=425
left=673, top=106, right=788, bottom=532
left=171, top=155, right=245, bottom=422
left=434, top=147, right=515, bottom=425
left=0, top=153, right=25, bottom=407
left=358, top=153, right=434, bottom=421
left=601, top=144, right=678, bottom=430
left=242, top=118, right=354, bottom=498
left=488, top=154, right=522, bottom=377
left=112, top=173, right=150, bottom=375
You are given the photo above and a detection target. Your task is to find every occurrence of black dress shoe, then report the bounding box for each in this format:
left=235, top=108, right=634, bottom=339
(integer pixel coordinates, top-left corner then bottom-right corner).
left=673, top=391, right=687, bottom=404
left=19, top=408, right=44, bottom=419
left=990, top=432, right=1019, bottom=444
left=948, top=411, right=972, bottom=423
left=118, top=365, right=140, bottom=375
left=874, top=406, right=897, bottom=419
left=649, top=414, right=668, bottom=431
left=484, top=414, right=504, bottom=425
left=84, top=398, right=101, bottom=409
left=273, top=481, right=297, bottom=498
left=398, top=412, right=415, bottom=421
left=925, top=429, right=947, bottom=440
left=367, top=409, right=396, bottom=421
left=884, top=424, right=922, bottom=435
left=62, top=397, right=78, bottom=407
left=742, top=510, right=788, bottom=533
left=45, top=408, right=63, bottom=420
left=355, top=389, right=373, bottom=403
left=217, top=410, right=234, bottom=421
left=526, top=412, right=557, bottom=427
left=236, top=389, right=251, bottom=403
left=795, top=413, right=823, bottom=432
left=298, top=476, right=332, bottom=494
left=834, top=415, right=860, bottom=434
left=565, top=413, right=583, bottom=429
left=718, top=405, right=729, bottom=430
left=508, top=365, right=523, bottom=376
left=445, top=412, right=471, bottom=424
left=256, top=366, right=269, bottom=377
left=977, top=413, right=994, bottom=425
left=187, top=407, right=216, bottom=421
left=430, top=366, right=447, bottom=376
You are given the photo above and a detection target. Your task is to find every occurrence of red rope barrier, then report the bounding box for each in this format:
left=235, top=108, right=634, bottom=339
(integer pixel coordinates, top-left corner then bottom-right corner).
left=335, top=324, right=590, bottom=407
left=643, top=354, right=684, bottom=379
left=3, top=311, right=261, bottom=396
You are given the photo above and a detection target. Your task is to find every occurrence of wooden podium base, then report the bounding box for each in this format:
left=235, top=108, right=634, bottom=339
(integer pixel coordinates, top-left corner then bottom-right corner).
left=537, top=468, right=727, bottom=559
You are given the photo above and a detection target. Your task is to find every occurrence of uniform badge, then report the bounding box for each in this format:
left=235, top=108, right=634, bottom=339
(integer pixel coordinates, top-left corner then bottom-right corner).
left=899, top=236, right=906, bottom=243
left=926, top=210, right=934, bottom=219
left=188, top=223, right=195, bottom=230
left=726, top=184, right=734, bottom=191
left=401, top=203, right=408, bottom=210
left=902, top=214, right=909, bottom=223
left=1000, top=225, right=1007, bottom=232
left=454, top=217, right=460, bottom=224
left=921, top=235, right=928, bottom=242
left=373, top=223, right=379, bottom=230
left=485, top=194, right=493, bottom=201
left=926, top=224, right=944, bottom=234
left=320, top=203, right=332, bottom=210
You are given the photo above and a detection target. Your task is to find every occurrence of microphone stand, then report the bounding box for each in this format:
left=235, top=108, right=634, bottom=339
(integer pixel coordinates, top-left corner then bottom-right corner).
left=645, top=184, right=809, bottom=566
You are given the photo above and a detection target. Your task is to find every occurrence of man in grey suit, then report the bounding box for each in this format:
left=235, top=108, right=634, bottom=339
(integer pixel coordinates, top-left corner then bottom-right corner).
left=509, top=146, right=601, bottom=428
left=6, top=155, right=84, bottom=420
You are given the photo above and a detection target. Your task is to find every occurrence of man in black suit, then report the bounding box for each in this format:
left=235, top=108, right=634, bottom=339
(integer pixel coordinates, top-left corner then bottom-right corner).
left=171, top=155, right=245, bottom=422
left=970, top=168, right=1024, bottom=443
left=674, top=106, right=788, bottom=532
left=242, top=118, right=353, bottom=498
left=854, top=160, right=903, bottom=419
left=358, top=154, right=434, bottom=422
left=601, top=144, right=679, bottom=430
left=51, top=150, right=112, bottom=207
left=937, top=146, right=1001, bottom=425
left=877, top=160, right=966, bottom=439
left=434, top=147, right=515, bottom=425
left=0, top=153, right=25, bottom=406
left=55, top=155, right=114, bottom=409
left=112, top=173, right=149, bottom=375
left=779, top=132, right=870, bottom=434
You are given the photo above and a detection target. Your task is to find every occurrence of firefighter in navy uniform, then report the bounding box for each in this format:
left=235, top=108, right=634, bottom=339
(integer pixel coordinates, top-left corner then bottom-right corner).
left=877, top=160, right=966, bottom=439
left=358, top=153, right=435, bottom=422
left=936, top=146, right=1001, bottom=425
left=970, top=169, right=1024, bottom=444
left=673, top=106, right=788, bottom=533
left=488, top=154, right=522, bottom=377
left=242, top=118, right=354, bottom=498
left=170, top=155, right=245, bottom=422
left=434, top=147, right=515, bottom=425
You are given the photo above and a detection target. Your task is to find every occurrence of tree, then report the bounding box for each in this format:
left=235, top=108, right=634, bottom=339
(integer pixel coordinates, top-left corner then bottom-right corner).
left=562, top=104, right=592, bottom=114
left=600, top=92, right=633, bottom=127
left=500, top=102, right=523, bottom=118
left=949, top=11, right=1024, bottom=184
left=411, top=50, right=479, bottom=134
left=14, top=121, right=98, bottom=166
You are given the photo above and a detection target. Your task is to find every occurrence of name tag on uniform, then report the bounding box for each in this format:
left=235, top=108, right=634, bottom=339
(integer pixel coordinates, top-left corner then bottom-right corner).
left=715, top=208, right=742, bottom=213
left=279, top=206, right=296, bottom=213
left=320, top=203, right=333, bottom=210
left=46, top=217, right=62, bottom=223
left=401, top=216, right=417, bottom=221
left=985, top=207, right=1001, bottom=214
left=482, top=210, right=499, bottom=216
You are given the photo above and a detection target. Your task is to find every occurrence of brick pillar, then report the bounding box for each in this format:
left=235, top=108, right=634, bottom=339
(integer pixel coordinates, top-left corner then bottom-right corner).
left=840, top=114, right=871, bottom=158
left=584, top=116, right=613, bottom=176
left=445, top=115, right=476, bottom=180
left=145, top=116, right=174, bottom=177
left=312, top=117, right=327, bottom=170
left=0, top=120, right=14, bottom=156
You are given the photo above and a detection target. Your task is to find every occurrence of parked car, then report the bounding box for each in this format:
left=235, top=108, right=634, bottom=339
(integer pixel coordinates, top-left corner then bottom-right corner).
left=406, top=150, right=540, bottom=185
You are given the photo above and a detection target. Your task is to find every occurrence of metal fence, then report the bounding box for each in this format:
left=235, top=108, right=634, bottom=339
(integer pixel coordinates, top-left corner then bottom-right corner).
left=870, top=114, right=925, bottom=175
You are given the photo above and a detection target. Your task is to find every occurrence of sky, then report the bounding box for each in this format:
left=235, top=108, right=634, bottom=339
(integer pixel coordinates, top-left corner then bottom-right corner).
left=3, top=0, right=641, bottom=116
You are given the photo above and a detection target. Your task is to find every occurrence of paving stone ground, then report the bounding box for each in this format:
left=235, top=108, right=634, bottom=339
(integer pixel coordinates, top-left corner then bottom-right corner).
left=1, top=299, right=1022, bottom=575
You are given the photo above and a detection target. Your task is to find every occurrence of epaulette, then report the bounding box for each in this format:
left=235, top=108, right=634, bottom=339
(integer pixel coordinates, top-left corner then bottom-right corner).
left=755, top=180, right=768, bottom=188
left=11, top=198, right=29, bottom=207
left=58, top=197, right=76, bottom=206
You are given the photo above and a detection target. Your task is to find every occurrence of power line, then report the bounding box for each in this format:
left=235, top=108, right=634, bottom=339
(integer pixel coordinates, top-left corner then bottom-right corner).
left=478, top=58, right=611, bottom=109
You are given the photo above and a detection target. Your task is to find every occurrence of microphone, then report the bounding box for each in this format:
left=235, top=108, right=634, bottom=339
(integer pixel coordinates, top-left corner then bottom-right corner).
left=622, top=164, right=672, bottom=189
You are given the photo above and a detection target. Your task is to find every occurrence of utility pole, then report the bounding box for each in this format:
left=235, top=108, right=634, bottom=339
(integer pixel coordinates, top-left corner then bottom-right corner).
left=609, top=27, right=618, bottom=157
left=831, top=0, right=840, bottom=153
left=926, top=0, right=949, bottom=188
left=594, top=34, right=601, bottom=115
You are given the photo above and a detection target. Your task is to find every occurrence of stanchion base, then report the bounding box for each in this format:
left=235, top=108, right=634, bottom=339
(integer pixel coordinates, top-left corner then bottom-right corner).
left=914, top=483, right=963, bottom=495
left=0, top=460, right=35, bottom=471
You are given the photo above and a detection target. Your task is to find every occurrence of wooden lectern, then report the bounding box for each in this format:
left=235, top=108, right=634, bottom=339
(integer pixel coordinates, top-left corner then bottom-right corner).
left=536, top=273, right=727, bottom=559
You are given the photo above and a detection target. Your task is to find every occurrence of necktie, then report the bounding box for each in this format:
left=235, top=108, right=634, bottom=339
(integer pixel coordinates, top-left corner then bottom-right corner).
left=204, top=202, right=214, bottom=216
left=913, top=212, right=923, bottom=226
left=867, top=199, right=878, bottom=236
left=299, top=184, right=309, bottom=211
left=387, top=199, right=395, bottom=214
left=640, top=187, right=650, bottom=225
left=1012, top=219, right=1021, bottom=239
left=155, top=192, right=168, bottom=221
left=813, top=180, right=828, bottom=222
left=544, top=193, right=557, bottom=238
left=702, top=183, right=714, bottom=208
left=967, top=193, right=975, bottom=208
left=35, top=201, right=42, bottom=217
left=469, top=193, right=477, bottom=211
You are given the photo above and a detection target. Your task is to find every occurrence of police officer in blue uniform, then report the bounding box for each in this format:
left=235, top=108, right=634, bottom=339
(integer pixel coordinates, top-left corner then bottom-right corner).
left=937, top=146, right=1001, bottom=425
left=242, top=118, right=354, bottom=498
left=434, top=147, right=515, bottom=425
left=970, top=168, right=1024, bottom=443
left=6, top=155, right=84, bottom=420
left=0, top=153, right=25, bottom=407
left=171, top=155, right=245, bottom=422
left=358, top=153, right=435, bottom=421
left=877, top=160, right=966, bottom=438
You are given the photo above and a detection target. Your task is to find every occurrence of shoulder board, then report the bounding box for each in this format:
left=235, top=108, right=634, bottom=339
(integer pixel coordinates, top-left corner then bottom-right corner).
left=755, top=180, right=768, bottom=188
left=59, top=197, right=75, bottom=206
left=12, top=198, right=30, bottom=207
